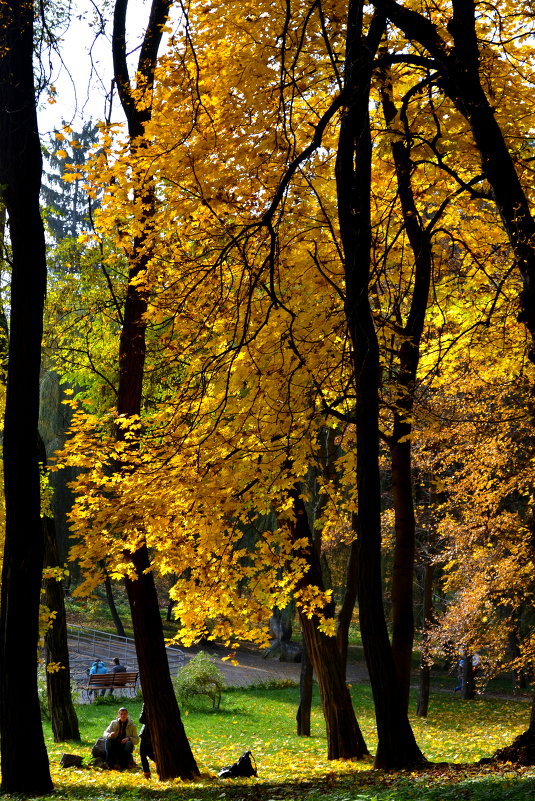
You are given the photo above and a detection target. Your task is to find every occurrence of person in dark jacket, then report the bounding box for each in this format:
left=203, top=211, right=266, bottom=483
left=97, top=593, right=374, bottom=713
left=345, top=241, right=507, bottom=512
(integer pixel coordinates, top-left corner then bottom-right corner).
left=139, top=703, right=156, bottom=779
left=108, top=657, right=127, bottom=695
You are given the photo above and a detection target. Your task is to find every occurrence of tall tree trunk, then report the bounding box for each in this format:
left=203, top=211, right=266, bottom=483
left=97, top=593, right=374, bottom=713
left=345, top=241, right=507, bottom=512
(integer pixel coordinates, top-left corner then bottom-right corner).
left=373, top=0, right=535, bottom=757
left=336, top=3, right=425, bottom=769
left=0, top=1, right=53, bottom=793
left=290, top=487, right=368, bottom=759
left=125, top=548, right=199, bottom=779
left=416, top=561, right=434, bottom=718
left=110, top=0, right=199, bottom=780
left=296, top=634, right=313, bottom=736
left=39, top=431, right=80, bottom=742
left=43, top=516, right=81, bottom=742
left=379, top=69, right=434, bottom=714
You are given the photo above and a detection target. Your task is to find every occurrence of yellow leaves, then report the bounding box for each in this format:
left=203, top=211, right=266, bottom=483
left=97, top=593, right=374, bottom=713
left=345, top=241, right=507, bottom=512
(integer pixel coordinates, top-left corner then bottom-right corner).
left=42, top=566, right=68, bottom=582
left=62, top=171, right=82, bottom=183
left=46, top=661, right=66, bottom=673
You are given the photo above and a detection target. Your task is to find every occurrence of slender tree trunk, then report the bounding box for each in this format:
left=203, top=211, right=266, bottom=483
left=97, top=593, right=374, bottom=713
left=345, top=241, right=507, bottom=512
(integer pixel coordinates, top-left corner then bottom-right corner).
left=296, top=636, right=313, bottom=736
left=38, top=432, right=80, bottom=742
left=337, top=540, right=359, bottom=667
left=336, top=4, right=425, bottom=769
left=125, top=548, right=199, bottom=779
left=379, top=67, right=434, bottom=715
left=103, top=566, right=126, bottom=637
left=390, top=428, right=416, bottom=711
left=43, top=515, right=81, bottom=742
left=290, top=487, right=368, bottom=759
left=416, top=561, right=434, bottom=718
left=0, top=1, right=53, bottom=793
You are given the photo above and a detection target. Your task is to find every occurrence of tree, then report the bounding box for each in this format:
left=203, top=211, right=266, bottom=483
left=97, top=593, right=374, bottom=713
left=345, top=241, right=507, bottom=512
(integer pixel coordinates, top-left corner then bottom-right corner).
left=108, top=0, right=199, bottom=780
left=42, top=120, right=99, bottom=242
left=332, top=0, right=426, bottom=768
left=371, top=0, right=535, bottom=758
left=0, top=0, right=53, bottom=793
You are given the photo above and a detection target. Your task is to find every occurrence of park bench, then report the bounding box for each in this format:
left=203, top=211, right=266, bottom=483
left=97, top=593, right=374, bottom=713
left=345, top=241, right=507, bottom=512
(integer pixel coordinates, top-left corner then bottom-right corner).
left=86, top=671, right=139, bottom=698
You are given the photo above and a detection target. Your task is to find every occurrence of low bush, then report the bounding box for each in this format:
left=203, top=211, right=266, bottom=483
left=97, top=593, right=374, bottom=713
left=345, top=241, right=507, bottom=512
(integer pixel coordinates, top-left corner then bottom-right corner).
left=174, top=650, right=225, bottom=710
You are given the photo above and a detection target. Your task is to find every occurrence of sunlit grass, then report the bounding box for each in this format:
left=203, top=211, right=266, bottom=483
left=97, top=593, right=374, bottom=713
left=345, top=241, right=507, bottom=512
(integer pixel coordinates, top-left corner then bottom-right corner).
left=35, top=684, right=535, bottom=801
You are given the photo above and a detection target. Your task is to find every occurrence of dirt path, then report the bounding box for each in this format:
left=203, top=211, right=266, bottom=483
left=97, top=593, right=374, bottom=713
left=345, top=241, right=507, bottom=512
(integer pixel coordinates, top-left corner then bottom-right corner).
left=185, top=643, right=370, bottom=688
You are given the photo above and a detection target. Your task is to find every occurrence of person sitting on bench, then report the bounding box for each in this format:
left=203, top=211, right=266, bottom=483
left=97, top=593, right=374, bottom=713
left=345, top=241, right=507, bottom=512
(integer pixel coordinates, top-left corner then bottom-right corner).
left=108, top=657, right=127, bottom=695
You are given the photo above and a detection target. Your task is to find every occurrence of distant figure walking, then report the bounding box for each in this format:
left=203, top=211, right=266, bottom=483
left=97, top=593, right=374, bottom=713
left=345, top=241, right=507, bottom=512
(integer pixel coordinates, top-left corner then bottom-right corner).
left=89, top=658, right=108, bottom=697
left=139, top=703, right=156, bottom=779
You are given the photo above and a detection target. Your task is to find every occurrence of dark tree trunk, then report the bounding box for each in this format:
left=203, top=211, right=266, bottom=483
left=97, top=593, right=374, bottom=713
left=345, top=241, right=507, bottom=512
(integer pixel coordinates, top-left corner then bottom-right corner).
left=38, top=432, right=80, bottom=742
left=167, top=596, right=175, bottom=622
left=416, top=561, right=434, bottom=718
left=373, top=0, right=535, bottom=760
left=335, top=4, right=425, bottom=769
left=0, top=1, right=53, bottom=793
left=290, top=487, right=368, bottom=759
left=461, top=655, right=476, bottom=701
left=110, top=0, right=198, bottom=780
left=486, top=694, right=535, bottom=765
left=44, top=515, right=81, bottom=742
left=379, top=68, right=434, bottom=715
left=337, top=540, right=359, bottom=668
left=125, top=548, right=199, bottom=779
left=296, top=636, right=313, bottom=736
left=389, top=430, right=416, bottom=711
left=103, top=566, right=126, bottom=637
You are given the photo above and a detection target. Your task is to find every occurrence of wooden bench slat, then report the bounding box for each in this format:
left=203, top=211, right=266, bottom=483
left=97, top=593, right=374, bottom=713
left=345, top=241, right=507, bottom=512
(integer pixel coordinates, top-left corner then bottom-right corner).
left=86, top=671, right=139, bottom=691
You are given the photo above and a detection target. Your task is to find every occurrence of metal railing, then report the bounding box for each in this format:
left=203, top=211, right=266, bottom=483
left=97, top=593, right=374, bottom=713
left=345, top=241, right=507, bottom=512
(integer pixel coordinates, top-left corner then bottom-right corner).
left=67, top=624, right=185, bottom=676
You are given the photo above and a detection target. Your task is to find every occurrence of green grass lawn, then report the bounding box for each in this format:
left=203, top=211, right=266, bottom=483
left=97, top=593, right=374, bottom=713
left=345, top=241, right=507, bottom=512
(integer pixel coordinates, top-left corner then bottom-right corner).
left=26, top=683, right=535, bottom=801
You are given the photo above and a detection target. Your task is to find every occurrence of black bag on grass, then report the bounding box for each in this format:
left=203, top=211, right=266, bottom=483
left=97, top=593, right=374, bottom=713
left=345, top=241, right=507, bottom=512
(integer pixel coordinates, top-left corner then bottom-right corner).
left=218, top=750, right=257, bottom=779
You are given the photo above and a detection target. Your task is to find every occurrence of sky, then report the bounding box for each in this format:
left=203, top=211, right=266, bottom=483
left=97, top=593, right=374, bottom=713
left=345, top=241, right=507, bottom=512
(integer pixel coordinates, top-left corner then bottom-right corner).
left=37, top=0, right=157, bottom=137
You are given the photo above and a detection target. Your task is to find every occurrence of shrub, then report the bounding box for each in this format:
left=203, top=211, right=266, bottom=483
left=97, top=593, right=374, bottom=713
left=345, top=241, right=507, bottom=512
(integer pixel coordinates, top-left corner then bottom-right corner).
left=174, top=651, right=225, bottom=710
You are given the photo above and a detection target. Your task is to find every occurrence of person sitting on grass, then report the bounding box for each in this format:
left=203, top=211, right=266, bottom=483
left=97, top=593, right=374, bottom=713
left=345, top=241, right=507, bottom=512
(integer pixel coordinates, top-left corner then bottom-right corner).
left=104, top=707, right=139, bottom=771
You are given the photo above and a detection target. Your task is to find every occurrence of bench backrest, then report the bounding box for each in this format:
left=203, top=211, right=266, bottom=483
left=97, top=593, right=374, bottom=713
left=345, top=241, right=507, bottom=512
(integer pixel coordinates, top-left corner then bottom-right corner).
left=87, top=671, right=138, bottom=687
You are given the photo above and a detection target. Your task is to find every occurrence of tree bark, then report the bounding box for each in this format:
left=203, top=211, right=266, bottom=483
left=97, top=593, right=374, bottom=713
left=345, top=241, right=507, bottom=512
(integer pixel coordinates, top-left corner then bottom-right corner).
left=461, top=655, right=476, bottom=701
left=0, top=1, right=53, bottom=793
left=335, top=3, right=425, bottom=769
left=296, top=635, right=313, bottom=736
